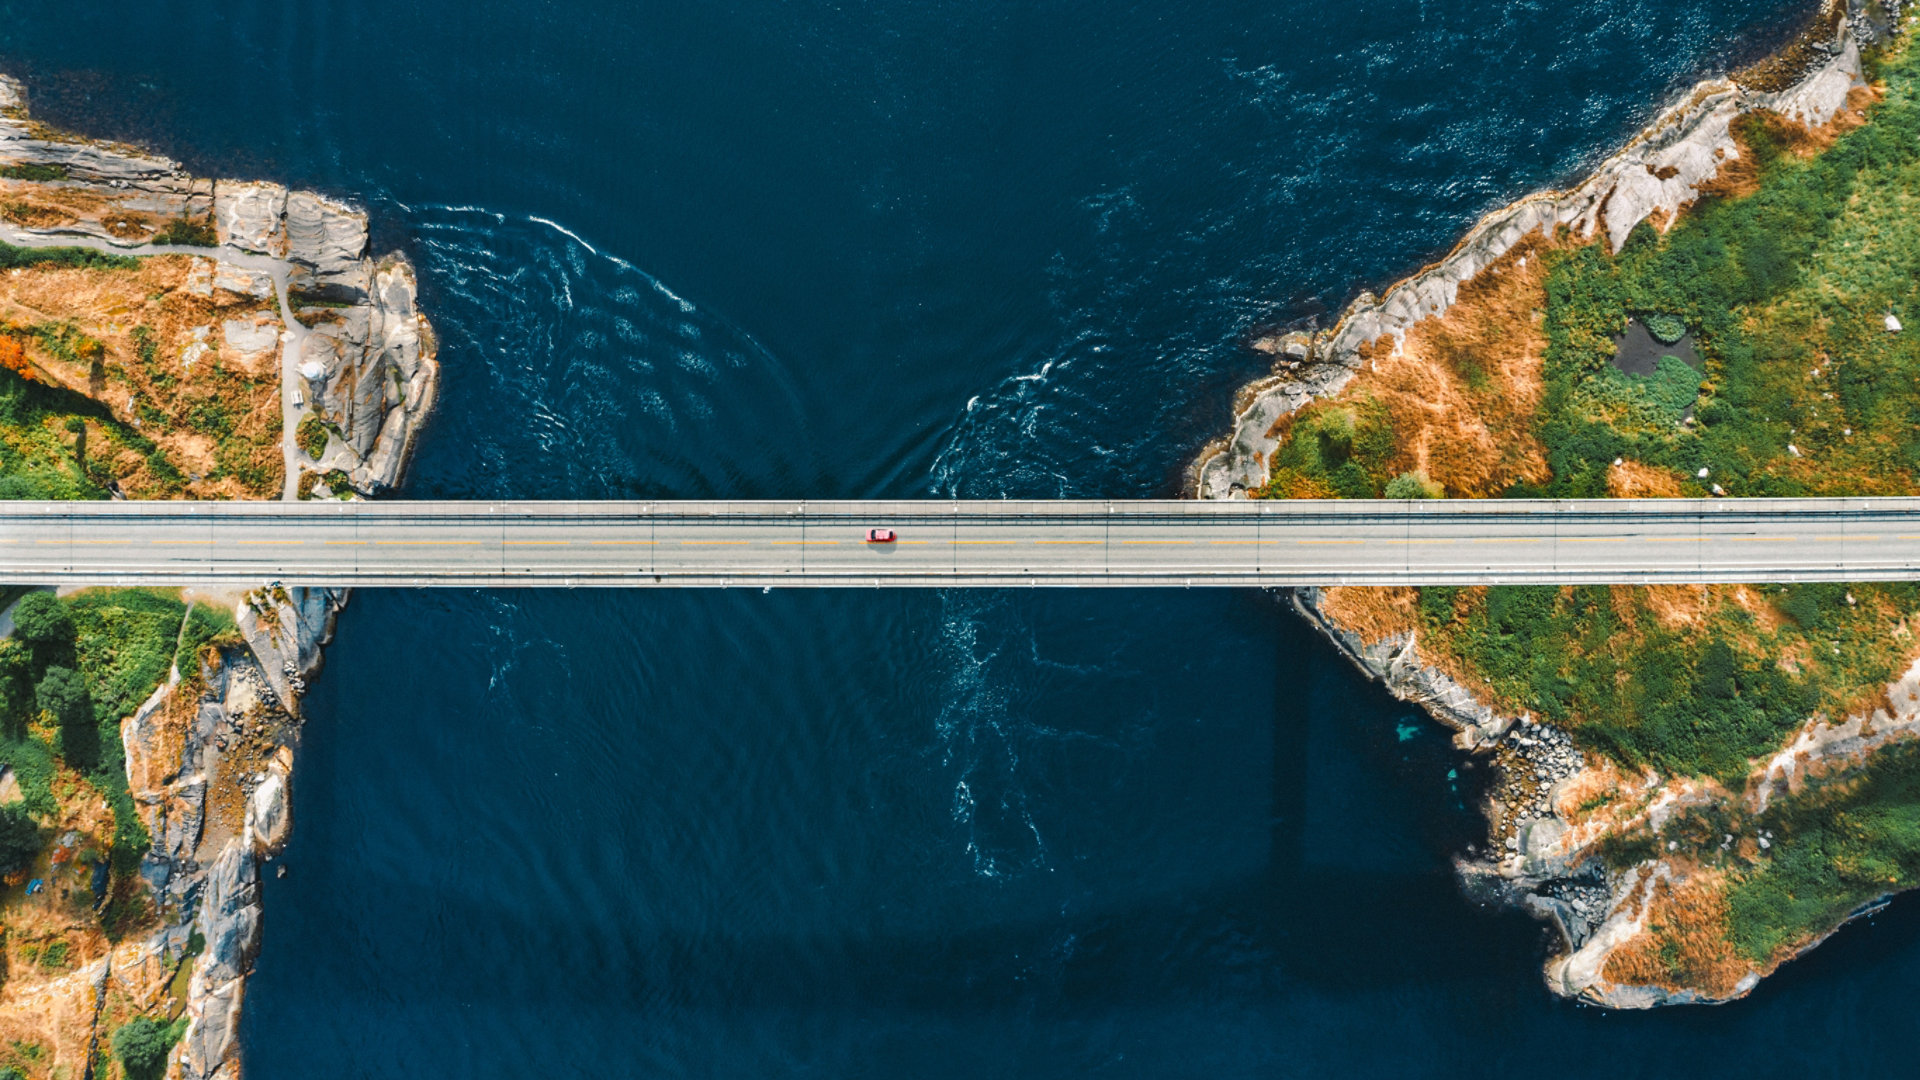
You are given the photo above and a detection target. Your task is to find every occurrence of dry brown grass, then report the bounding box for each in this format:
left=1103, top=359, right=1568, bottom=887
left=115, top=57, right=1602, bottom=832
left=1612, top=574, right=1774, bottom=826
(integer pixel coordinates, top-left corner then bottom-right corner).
left=1642, top=585, right=1712, bottom=630
left=1317, top=586, right=1419, bottom=646
left=1606, top=459, right=1685, bottom=497
left=1348, top=235, right=1558, bottom=497
left=1600, top=866, right=1752, bottom=996
left=0, top=254, right=284, bottom=498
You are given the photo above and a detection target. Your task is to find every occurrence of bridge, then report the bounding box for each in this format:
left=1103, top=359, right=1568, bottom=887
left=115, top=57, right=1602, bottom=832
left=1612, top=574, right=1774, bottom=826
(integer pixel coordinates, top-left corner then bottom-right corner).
left=4, top=498, right=1920, bottom=588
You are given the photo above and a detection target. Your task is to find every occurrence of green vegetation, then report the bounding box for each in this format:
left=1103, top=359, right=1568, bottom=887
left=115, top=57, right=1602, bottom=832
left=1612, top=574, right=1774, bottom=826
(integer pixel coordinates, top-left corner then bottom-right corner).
left=0, top=804, right=40, bottom=877
left=1534, top=41, right=1920, bottom=500
left=296, top=412, right=330, bottom=459
left=111, top=1015, right=186, bottom=1080
left=0, top=239, right=138, bottom=272
left=0, top=589, right=185, bottom=882
left=0, top=163, right=67, bottom=182
left=1643, top=313, right=1688, bottom=344
left=1254, top=397, right=1398, bottom=498
left=1728, top=741, right=1920, bottom=961
left=1408, top=583, right=1903, bottom=782
left=176, top=602, right=240, bottom=671
left=1384, top=470, right=1442, bottom=499
left=149, top=214, right=217, bottom=248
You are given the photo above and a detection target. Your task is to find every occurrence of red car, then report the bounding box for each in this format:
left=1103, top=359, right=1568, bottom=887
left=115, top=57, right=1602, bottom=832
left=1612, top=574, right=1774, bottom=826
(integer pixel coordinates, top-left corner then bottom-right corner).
left=865, top=528, right=897, bottom=543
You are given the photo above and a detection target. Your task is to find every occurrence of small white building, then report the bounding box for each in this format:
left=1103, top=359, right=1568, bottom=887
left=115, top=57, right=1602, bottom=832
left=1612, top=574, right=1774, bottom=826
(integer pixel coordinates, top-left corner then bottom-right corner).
left=1889, top=314, right=1904, bottom=333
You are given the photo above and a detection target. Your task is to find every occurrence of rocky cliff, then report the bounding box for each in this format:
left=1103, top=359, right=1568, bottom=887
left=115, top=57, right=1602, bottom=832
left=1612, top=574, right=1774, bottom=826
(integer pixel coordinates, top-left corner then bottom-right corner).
left=0, top=74, right=436, bottom=494
left=0, top=69, right=438, bottom=1077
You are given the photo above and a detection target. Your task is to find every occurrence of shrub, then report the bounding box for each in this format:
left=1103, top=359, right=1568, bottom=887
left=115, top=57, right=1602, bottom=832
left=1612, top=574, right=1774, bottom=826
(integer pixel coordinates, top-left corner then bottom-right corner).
left=1418, top=586, right=1460, bottom=625
left=150, top=214, right=218, bottom=248
left=296, top=413, right=330, bottom=459
left=0, top=163, right=68, bottom=182
left=1640, top=355, right=1704, bottom=420
left=0, top=239, right=138, bottom=271
left=1384, top=470, right=1443, bottom=499
left=1644, top=313, right=1688, bottom=344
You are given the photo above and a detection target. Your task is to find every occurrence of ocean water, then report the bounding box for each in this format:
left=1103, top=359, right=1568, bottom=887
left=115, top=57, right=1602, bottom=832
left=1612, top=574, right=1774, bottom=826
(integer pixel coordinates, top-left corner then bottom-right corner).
left=8, top=1, right=1920, bottom=1076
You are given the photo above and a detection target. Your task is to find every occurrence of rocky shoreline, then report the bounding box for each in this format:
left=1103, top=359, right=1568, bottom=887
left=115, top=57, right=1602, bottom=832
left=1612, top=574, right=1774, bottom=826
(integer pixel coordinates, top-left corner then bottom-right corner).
left=1, top=73, right=438, bottom=1076
left=1196, top=1, right=1877, bottom=500
left=1202, top=1, right=1917, bottom=1008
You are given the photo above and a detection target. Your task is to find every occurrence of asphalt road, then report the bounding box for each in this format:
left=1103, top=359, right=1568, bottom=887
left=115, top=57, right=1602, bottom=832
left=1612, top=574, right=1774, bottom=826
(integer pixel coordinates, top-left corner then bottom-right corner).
left=6, top=498, right=1920, bottom=588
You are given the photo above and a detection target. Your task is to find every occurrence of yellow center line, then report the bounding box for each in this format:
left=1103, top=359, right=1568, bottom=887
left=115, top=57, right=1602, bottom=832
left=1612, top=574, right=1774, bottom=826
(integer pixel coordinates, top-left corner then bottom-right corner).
left=1121, top=540, right=1191, bottom=545
left=589, top=539, right=656, bottom=545
left=324, top=540, right=367, bottom=546
left=1297, top=540, right=1362, bottom=546
left=44, top=539, right=123, bottom=545
left=237, top=540, right=309, bottom=546
left=505, top=540, right=572, bottom=546
left=1209, top=539, right=1263, bottom=545
left=1563, top=537, right=1628, bottom=543
left=770, top=540, right=839, bottom=546
left=1816, top=535, right=1877, bottom=541
left=149, top=539, right=208, bottom=546
left=1474, top=538, right=1540, bottom=544
left=1404, top=539, right=1455, bottom=545
left=956, top=540, right=1017, bottom=545
left=678, top=540, right=750, bottom=546
left=1647, top=537, right=1703, bottom=542
left=1036, top=540, right=1102, bottom=545
left=375, top=540, right=475, bottom=546
left=1731, top=537, right=1795, bottom=543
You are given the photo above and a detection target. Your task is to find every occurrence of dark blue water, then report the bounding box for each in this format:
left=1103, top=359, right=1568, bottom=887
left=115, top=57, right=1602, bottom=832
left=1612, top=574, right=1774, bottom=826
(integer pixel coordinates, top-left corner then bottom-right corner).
left=10, top=1, right=1920, bottom=1075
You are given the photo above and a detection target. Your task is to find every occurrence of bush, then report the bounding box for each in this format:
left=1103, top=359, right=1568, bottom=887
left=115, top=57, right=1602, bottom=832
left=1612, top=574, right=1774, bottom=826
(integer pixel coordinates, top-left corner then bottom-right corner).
left=0, top=163, right=68, bottom=182
left=1644, top=313, right=1688, bottom=344
left=296, top=413, right=330, bottom=459
left=0, top=240, right=138, bottom=271
left=1640, top=355, right=1704, bottom=420
left=0, top=803, right=41, bottom=876
left=1384, top=470, right=1442, bottom=499
left=150, top=215, right=218, bottom=248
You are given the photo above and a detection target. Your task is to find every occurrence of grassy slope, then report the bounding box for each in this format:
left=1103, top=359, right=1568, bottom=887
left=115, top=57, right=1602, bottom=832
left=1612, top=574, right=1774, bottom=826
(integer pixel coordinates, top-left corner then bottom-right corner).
left=0, top=242, right=254, bottom=956
left=1261, top=32, right=1920, bottom=965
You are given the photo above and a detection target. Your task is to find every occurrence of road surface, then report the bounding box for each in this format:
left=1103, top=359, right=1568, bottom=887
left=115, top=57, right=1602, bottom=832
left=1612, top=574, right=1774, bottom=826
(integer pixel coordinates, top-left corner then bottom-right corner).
left=4, top=498, right=1920, bottom=588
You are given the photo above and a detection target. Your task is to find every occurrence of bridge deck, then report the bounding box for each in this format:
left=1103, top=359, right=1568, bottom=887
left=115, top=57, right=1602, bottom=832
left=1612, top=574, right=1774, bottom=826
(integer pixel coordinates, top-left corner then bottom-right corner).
left=2, top=498, right=1917, bottom=587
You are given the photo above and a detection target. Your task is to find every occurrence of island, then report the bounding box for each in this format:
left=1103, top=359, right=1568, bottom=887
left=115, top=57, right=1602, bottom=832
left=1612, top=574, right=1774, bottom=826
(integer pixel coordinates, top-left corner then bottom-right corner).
left=1198, top=0, right=1920, bottom=1006
left=0, top=74, right=435, bottom=1078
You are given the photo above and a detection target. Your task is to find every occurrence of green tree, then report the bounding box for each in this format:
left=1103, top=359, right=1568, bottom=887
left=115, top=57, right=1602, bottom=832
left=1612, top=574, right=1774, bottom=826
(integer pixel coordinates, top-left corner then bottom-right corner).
left=34, top=666, right=97, bottom=768
left=111, top=1016, right=173, bottom=1080
left=11, top=591, right=73, bottom=653
left=0, top=803, right=40, bottom=876
left=0, top=638, right=31, bottom=733
left=34, top=666, right=88, bottom=728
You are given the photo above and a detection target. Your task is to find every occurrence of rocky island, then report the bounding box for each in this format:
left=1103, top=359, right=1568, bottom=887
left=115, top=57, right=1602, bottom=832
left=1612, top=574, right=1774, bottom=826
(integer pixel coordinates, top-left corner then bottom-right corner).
left=0, top=74, right=435, bottom=1078
left=1198, top=0, right=1920, bottom=1006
